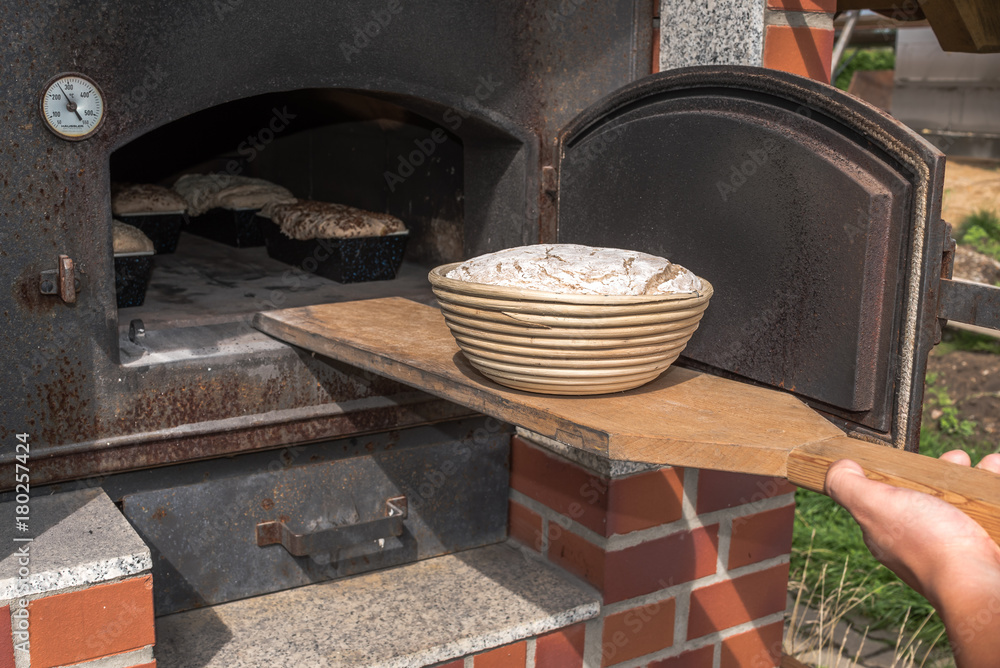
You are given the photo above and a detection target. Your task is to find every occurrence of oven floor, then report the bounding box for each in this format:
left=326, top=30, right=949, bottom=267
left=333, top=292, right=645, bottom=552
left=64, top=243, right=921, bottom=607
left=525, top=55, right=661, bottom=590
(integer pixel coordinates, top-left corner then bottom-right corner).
left=120, top=232, right=438, bottom=330
left=153, top=542, right=599, bottom=667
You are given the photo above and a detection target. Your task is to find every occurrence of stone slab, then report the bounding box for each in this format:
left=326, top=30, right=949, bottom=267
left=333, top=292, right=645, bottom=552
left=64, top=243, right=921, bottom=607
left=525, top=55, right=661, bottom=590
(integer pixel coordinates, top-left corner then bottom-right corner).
left=155, top=542, right=600, bottom=668
left=0, top=488, right=152, bottom=603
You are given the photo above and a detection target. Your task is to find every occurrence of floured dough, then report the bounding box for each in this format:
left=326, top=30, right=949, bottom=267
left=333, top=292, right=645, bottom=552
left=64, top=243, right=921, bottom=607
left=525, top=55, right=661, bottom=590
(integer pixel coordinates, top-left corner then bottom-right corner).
left=260, top=200, right=406, bottom=239
left=173, top=174, right=295, bottom=216
left=446, top=244, right=703, bottom=295
left=112, top=183, right=188, bottom=215
left=112, top=220, right=155, bottom=254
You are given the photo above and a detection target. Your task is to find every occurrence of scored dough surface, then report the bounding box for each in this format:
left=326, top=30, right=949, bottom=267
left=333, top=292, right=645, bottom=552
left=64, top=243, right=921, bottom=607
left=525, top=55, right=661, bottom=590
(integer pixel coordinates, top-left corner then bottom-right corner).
left=446, top=244, right=703, bottom=295
left=111, top=184, right=187, bottom=215
left=260, top=200, right=406, bottom=239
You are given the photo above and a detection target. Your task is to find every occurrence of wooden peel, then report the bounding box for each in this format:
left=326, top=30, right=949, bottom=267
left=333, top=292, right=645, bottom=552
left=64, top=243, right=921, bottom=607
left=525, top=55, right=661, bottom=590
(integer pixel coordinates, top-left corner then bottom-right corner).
left=253, top=297, right=1000, bottom=545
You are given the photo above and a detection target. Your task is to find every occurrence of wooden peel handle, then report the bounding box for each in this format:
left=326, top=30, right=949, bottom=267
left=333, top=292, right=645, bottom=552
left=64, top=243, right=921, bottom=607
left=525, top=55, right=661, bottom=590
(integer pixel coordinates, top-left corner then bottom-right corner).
left=787, top=436, right=1000, bottom=545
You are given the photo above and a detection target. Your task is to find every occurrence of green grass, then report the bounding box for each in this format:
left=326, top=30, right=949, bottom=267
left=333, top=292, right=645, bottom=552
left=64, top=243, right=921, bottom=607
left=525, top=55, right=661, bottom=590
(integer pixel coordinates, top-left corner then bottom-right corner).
left=833, top=47, right=895, bottom=91
left=792, top=376, right=996, bottom=653
left=956, top=209, right=1000, bottom=263
left=935, top=329, right=1000, bottom=357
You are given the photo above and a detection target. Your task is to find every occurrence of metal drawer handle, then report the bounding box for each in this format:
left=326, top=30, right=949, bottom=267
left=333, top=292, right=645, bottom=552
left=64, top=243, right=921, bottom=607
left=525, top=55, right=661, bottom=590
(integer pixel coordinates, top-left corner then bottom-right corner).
left=256, top=495, right=407, bottom=557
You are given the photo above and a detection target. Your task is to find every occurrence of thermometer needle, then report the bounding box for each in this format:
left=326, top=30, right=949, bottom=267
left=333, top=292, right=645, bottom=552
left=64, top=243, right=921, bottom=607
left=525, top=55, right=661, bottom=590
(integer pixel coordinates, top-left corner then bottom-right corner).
left=57, top=83, right=83, bottom=121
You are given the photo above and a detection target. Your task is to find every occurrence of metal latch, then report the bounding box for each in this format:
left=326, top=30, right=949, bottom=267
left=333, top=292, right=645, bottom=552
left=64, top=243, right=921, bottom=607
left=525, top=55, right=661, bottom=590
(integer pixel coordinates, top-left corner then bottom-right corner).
left=937, top=225, right=1000, bottom=332
left=39, top=254, right=81, bottom=304
left=255, top=495, right=407, bottom=557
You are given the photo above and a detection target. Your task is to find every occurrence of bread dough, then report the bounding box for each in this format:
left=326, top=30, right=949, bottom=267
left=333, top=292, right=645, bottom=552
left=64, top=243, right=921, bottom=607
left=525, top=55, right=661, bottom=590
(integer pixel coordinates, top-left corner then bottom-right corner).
left=260, top=200, right=406, bottom=239
left=112, top=220, right=154, bottom=254
left=445, top=244, right=703, bottom=295
left=111, top=183, right=188, bottom=215
left=173, top=174, right=295, bottom=216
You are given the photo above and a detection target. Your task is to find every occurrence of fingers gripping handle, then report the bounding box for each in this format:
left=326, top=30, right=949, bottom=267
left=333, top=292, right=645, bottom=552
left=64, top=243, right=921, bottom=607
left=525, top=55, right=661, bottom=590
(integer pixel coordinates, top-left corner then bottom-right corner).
left=786, top=436, right=1000, bottom=546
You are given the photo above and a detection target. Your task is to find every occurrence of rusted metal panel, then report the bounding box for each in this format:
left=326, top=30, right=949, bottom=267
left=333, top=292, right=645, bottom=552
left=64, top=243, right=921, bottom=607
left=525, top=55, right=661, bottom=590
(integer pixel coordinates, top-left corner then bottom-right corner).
left=1, top=0, right=648, bottom=479
left=555, top=66, right=948, bottom=450
left=116, top=418, right=510, bottom=616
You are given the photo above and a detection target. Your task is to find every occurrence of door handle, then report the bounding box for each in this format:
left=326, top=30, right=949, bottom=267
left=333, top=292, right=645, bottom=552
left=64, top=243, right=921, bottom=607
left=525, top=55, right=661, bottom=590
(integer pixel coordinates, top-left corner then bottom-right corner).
left=256, top=496, right=407, bottom=557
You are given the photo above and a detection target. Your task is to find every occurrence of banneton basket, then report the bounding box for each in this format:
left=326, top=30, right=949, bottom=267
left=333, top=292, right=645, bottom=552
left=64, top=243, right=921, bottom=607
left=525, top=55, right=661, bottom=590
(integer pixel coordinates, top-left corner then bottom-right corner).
left=429, top=262, right=713, bottom=395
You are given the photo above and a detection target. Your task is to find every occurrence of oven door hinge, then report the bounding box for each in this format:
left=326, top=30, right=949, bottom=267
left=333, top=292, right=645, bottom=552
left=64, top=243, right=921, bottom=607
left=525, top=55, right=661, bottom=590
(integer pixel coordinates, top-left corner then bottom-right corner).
left=937, top=224, right=1000, bottom=332
left=39, top=254, right=81, bottom=304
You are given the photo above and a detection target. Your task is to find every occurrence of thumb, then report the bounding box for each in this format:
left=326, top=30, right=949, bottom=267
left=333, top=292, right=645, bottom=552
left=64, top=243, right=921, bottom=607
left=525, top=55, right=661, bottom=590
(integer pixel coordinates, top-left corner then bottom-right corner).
left=824, top=459, right=871, bottom=511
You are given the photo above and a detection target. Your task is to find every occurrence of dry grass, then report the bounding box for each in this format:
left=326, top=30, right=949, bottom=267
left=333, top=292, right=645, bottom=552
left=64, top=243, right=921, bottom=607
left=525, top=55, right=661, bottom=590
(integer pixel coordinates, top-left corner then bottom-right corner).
left=785, top=532, right=950, bottom=668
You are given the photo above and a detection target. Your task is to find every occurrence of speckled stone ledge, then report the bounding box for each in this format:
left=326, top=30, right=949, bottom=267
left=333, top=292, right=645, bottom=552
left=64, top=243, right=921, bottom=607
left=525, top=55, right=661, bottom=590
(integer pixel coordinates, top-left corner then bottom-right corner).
left=0, top=488, right=152, bottom=603
left=155, top=542, right=600, bottom=668
left=516, top=427, right=659, bottom=478
left=660, top=0, right=766, bottom=69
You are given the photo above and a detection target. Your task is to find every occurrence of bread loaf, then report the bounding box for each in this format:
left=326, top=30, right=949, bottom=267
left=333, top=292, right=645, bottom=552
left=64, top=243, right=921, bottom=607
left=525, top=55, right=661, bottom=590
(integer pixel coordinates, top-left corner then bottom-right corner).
left=111, top=183, right=187, bottom=215
left=173, top=174, right=294, bottom=215
left=260, top=200, right=406, bottom=239
left=112, top=221, right=154, bottom=254
left=446, top=244, right=703, bottom=295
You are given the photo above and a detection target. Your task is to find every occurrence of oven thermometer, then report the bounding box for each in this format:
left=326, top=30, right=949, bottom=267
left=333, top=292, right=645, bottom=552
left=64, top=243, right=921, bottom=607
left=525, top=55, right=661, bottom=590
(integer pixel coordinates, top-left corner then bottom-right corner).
left=40, top=73, right=105, bottom=140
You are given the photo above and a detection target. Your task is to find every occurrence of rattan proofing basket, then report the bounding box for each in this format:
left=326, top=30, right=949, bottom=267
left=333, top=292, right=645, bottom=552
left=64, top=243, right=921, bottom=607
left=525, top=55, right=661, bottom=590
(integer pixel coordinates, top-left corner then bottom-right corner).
left=429, top=262, right=713, bottom=395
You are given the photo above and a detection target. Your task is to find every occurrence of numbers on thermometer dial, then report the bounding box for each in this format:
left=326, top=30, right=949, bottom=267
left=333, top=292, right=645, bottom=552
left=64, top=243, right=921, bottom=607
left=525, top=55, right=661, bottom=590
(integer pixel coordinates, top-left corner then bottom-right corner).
left=40, top=73, right=105, bottom=140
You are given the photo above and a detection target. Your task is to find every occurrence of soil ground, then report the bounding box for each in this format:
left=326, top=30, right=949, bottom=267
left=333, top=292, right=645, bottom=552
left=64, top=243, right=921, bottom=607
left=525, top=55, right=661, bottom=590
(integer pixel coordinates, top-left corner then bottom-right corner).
left=927, top=158, right=1000, bottom=454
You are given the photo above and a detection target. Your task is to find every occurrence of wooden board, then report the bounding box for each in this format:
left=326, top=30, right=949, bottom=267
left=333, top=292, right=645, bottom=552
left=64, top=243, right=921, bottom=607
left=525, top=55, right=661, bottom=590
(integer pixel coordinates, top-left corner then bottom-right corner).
left=253, top=298, right=844, bottom=477
left=254, top=298, right=1000, bottom=545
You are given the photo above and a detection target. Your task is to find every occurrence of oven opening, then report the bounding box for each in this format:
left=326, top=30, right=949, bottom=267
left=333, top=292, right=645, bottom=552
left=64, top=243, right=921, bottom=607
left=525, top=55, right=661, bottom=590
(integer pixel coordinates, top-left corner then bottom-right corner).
left=109, top=88, right=466, bottom=358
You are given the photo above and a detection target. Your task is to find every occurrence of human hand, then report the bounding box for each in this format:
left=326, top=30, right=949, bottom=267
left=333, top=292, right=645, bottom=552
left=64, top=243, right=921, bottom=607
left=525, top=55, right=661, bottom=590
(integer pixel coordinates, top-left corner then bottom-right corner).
left=825, top=451, right=1000, bottom=668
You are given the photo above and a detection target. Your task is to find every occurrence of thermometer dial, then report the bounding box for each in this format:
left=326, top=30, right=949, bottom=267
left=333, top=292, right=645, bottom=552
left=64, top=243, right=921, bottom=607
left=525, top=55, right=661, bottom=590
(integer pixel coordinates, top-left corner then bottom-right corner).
left=40, top=73, right=105, bottom=140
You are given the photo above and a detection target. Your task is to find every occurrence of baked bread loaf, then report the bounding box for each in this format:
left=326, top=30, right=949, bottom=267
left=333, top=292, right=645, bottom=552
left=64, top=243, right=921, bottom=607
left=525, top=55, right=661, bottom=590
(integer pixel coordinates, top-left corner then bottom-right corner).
left=111, top=183, right=188, bottom=215
left=173, top=174, right=295, bottom=216
left=260, top=200, right=406, bottom=240
left=112, top=221, right=155, bottom=254
left=446, top=244, right=703, bottom=295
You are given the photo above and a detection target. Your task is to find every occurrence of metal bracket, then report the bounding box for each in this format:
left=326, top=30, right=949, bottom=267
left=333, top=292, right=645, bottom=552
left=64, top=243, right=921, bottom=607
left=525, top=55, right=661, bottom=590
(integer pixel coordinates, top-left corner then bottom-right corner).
left=938, top=279, right=1000, bottom=331
left=256, top=495, right=408, bottom=557
left=39, top=254, right=81, bottom=303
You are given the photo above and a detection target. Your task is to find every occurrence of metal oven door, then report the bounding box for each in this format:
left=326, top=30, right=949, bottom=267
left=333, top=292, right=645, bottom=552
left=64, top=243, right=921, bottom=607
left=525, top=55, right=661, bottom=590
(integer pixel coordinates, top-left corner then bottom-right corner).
left=552, top=65, right=999, bottom=451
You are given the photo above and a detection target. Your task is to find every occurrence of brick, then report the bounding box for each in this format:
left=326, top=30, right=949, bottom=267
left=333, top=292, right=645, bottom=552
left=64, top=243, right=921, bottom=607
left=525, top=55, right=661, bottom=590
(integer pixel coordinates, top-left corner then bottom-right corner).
left=0, top=605, right=13, bottom=668
left=28, top=575, right=155, bottom=668
left=648, top=645, right=715, bottom=668
left=765, top=0, right=836, bottom=12
left=720, top=620, right=784, bottom=668
left=687, top=564, right=790, bottom=640
left=607, top=467, right=684, bottom=535
left=728, top=504, right=795, bottom=569
left=508, top=499, right=544, bottom=551
left=535, top=623, right=586, bottom=668
left=549, top=527, right=605, bottom=591
left=474, top=641, right=527, bottom=668
left=604, top=525, right=719, bottom=604
left=697, top=470, right=794, bottom=514
left=127, top=662, right=157, bottom=668
left=762, top=25, right=835, bottom=82
left=601, top=599, right=675, bottom=666
left=510, top=436, right=609, bottom=535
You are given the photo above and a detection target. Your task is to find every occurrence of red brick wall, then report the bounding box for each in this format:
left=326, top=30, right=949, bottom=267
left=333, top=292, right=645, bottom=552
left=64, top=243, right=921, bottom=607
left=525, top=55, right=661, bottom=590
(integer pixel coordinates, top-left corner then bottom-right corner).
left=506, top=435, right=795, bottom=667
left=763, top=1, right=836, bottom=83
left=2, top=576, right=156, bottom=668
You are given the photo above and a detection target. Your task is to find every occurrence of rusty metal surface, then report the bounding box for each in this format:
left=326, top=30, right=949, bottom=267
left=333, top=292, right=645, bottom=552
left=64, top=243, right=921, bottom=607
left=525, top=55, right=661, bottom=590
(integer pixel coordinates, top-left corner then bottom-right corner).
left=939, top=279, right=1000, bottom=330
left=115, top=419, right=510, bottom=616
left=555, top=66, right=947, bottom=451
left=1, top=0, right=648, bottom=480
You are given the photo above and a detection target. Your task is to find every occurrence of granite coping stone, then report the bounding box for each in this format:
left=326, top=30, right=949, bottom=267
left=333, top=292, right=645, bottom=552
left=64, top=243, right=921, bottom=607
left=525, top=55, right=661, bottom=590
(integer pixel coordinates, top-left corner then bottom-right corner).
left=155, top=542, right=601, bottom=668
left=0, top=488, right=152, bottom=603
